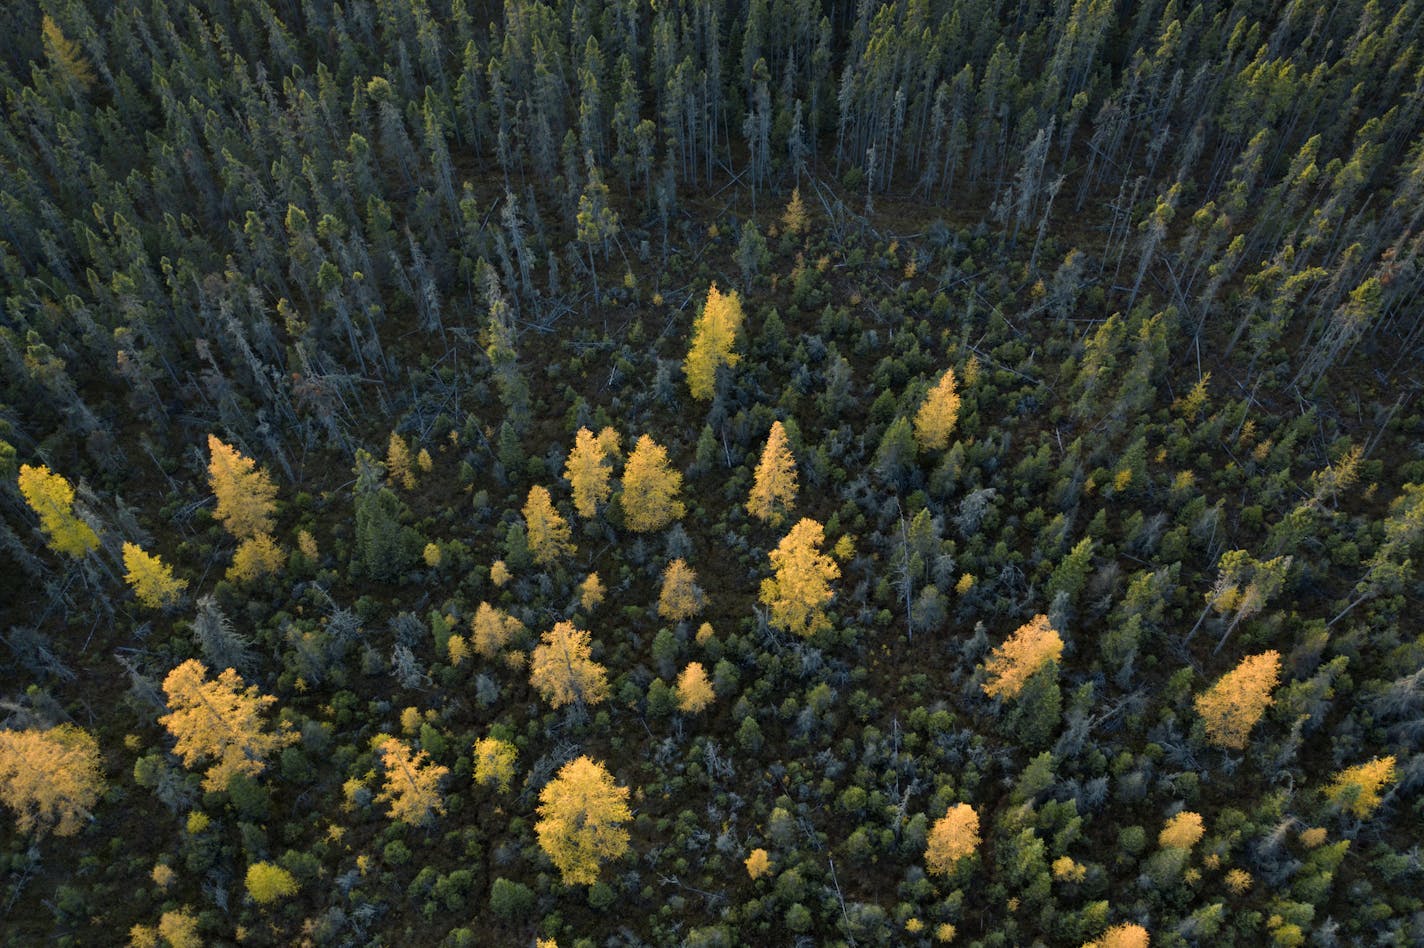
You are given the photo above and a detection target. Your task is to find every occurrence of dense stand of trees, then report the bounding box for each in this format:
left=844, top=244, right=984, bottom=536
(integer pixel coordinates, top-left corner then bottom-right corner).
left=1, top=0, right=1422, bottom=945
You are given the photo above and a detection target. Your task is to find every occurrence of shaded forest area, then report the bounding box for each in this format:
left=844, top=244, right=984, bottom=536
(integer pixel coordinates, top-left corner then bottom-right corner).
left=1, top=0, right=1423, bottom=945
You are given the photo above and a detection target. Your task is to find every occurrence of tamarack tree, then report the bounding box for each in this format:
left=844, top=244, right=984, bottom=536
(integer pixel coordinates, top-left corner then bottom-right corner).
left=760, top=518, right=839, bottom=637
left=0, top=725, right=105, bottom=837
left=159, top=659, right=295, bottom=791
left=535, top=756, right=631, bottom=885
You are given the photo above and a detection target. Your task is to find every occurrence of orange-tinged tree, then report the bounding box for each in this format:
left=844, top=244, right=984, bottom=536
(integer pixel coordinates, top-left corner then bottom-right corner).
left=622, top=435, right=684, bottom=532
left=122, top=542, right=187, bottom=608
left=535, top=756, right=631, bottom=884
left=914, top=369, right=962, bottom=450
left=982, top=615, right=1064, bottom=699
left=925, top=803, right=980, bottom=876
left=760, top=518, right=839, bottom=637
left=375, top=736, right=448, bottom=826
left=524, top=485, right=575, bottom=565
left=159, top=659, right=295, bottom=791
left=745, top=848, right=772, bottom=879
left=782, top=187, right=809, bottom=236
left=473, top=736, right=518, bottom=793
left=579, top=572, right=606, bottom=611
left=529, top=622, right=609, bottom=709
left=1324, top=756, right=1396, bottom=817
left=683, top=283, right=744, bottom=400
left=1194, top=650, right=1280, bottom=749
left=658, top=558, right=705, bottom=620
left=387, top=432, right=416, bottom=489
left=0, top=725, right=104, bottom=837
left=17, top=464, right=99, bottom=558
left=226, top=534, right=284, bottom=584
left=41, top=15, right=95, bottom=92
left=1158, top=811, right=1205, bottom=850
left=471, top=602, right=525, bottom=657
left=675, top=662, right=715, bottom=713
left=1083, top=923, right=1150, bottom=948
left=565, top=427, right=620, bottom=518
left=207, top=435, right=278, bottom=539
left=130, top=908, right=202, bottom=948
left=747, top=420, right=798, bottom=525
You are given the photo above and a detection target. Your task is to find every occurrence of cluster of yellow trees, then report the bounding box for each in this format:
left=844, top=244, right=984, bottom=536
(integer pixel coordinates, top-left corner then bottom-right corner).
left=1, top=279, right=1405, bottom=912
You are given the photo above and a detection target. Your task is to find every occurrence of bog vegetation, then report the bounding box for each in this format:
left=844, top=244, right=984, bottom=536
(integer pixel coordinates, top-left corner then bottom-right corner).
left=0, top=0, right=1422, bottom=945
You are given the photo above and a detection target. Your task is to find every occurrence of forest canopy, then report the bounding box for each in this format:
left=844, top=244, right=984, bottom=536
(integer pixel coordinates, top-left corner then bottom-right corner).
left=0, top=0, right=1422, bottom=945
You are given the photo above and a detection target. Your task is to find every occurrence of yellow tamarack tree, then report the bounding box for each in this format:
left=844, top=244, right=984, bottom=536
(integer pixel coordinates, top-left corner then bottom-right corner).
left=17, top=464, right=99, bottom=558
left=471, top=602, right=525, bottom=657
left=675, top=662, right=715, bottom=713
left=913, top=368, right=962, bottom=450
left=0, top=725, right=105, bottom=837
left=621, top=435, right=684, bottom=532
left=159, top=659, right=295, bottom=791
left=1083, top=923, right=1150, bottom=948
left=747, top=420, right=798, bottom=525
left=535, top=756, right=631, bottom=885
left=529, top=622, right=609, bottom=709
left=386, top=432, right=416, bottom=490
left=375, top=736, right=448, bottom=826
left=564, top=426, right=620, bottom=518
left=122, top=542, right=188, bottom=608
left=473, top=736, right=518, bottom=793
left=579, top=572, right=606, bottom=611
left=1324, top=756, right=1396, bottom=818
left=1194, top=650, right=1280, bottom=749
left=683, top=283, right=744, bottom=400
left=1158, top=811, right=1205, bottom=850
left=658, top=558, right=705, bottom=620
left=206, top=435, right=278, bottom=539
left=925, top=803, right=980, bottom=877
left=524, top=485, right=575, bottom=565
left=982, top=615, right=1064, bottom=699
left=781, top=187, right=809, bottom=236
left=760, top=518, right=839, bottom=637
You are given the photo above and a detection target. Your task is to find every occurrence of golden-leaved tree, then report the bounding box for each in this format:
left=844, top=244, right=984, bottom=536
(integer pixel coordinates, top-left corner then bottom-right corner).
left=913, top=368, right=962, bottom=450
left=925, top=803, right=980, bottom=877
left=760, top=518, right=839, bottom=637
left=564, top=426, right=620, bottom=518
left=471, top=602, right=525, bottom=657
left=579, top=572, right=606, bottom=611
left=524, top=485, right=575, bottom=565
left=658, top=558, right=705, bottom=620
left=207, top=435, right=278, bottom=539
left=529, top=622, right=609, bottom=709
left=535, top=756, right=631, bottom=885
left=17, top=464, right=100, bottom=558
left=675, top=662, right=715, bottom=713
left=473, top=736, right=518, bottom=793
left=1194, top=650, right=1280, bottom=749
left=386, top=432, right=416, bottom=490
left=1158, top=811, right=1205, bottom=850
left=122, top=542, right=187, bottom=608
left=782, top=187, right=809, bottom=236
left=226, top=533, right=285, bottom=584
left=1082, top=923, right=1150, bottom=948
left=747, top=420, right=798, bottom=525
left=41, top=15, right=94, bottom=92
left=375, top=736, right=449, bottom=826
left=982, top=615, right=1064, bottom=699
left=621, top=435, right=684, bottom=532
left=683, top=283, right=744, bottom=400
left=159, top=659, right=295, bottom=791
left=0, top=724, right=105, bottom=837
left=1324, top=756, right=1396, bottom=818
